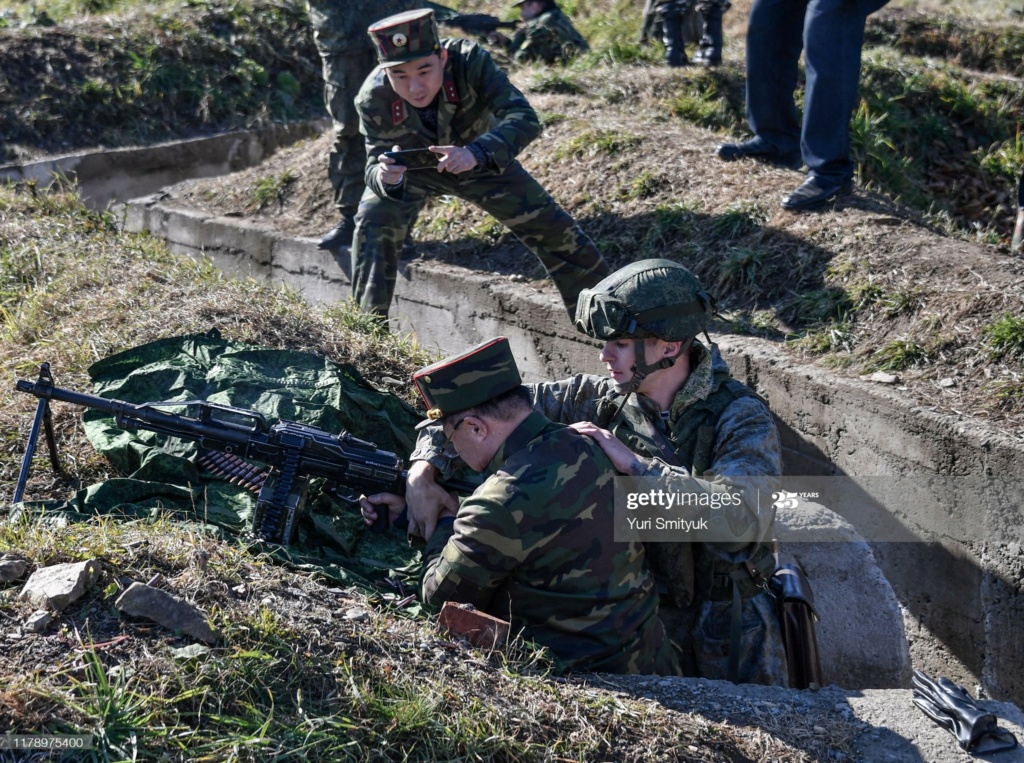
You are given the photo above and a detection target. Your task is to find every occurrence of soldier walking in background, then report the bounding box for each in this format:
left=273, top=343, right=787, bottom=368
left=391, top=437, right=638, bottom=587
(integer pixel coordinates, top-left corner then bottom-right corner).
left=352, top=8, right=609, bottom=320
left=306, top=0, right=423, bottom=252
left=490, top=0, right=590, bottom=65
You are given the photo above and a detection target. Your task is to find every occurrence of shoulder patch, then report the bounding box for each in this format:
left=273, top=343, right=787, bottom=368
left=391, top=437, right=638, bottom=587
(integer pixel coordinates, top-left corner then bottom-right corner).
left=443, top=79, right=460, bottom=103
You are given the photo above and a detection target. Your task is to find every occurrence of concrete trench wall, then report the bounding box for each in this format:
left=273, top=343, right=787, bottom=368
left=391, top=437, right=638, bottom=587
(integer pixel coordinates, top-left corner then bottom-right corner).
left=8, top=130, right=1021, bottom=702
left=0, top=121, right=327, bottom=212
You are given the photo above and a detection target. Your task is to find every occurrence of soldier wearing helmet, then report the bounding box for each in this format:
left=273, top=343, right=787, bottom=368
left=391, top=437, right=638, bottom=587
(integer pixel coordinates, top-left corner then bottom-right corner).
left=406, top=259, right=788, bottom=686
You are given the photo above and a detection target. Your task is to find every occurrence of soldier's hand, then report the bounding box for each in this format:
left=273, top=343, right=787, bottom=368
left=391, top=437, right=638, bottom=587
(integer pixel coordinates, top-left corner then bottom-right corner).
left=359, top=492, right=407, bottom=527
left=430, top=145, right=478, bottom=175
left=570, top=421, right=649, bottom=476
left=379, top=145, right=408, bottom=185
left=406, top=460, right=459, bottom=539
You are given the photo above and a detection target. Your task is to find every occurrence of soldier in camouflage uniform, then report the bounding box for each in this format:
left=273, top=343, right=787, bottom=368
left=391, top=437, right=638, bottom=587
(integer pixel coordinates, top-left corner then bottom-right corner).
left=353, top=8, right=609, bottom=318
left=406, top=260, right=788, bottom=686
left=360, top=337, right=680, bottom=675
left=306, top=0, right=426, bottom=251
left=492, top=0, right=590, bottom=65
left=643, top=0, right=730, bottom=66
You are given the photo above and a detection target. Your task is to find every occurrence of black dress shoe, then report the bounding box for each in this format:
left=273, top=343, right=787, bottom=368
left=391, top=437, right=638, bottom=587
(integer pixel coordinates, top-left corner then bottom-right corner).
left=716, top=139, right=801, bottom=170
left=317, top=217, right=355, bottom=250
left=780, top=176, right=854, bottom=211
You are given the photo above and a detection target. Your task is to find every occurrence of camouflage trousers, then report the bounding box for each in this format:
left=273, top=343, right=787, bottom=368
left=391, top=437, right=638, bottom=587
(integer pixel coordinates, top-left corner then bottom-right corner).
left=660, top=589, right=789, bottom=686
left=351, top=161, right=610, bottom=317
left=322, top=52, right=377, bottom=218
left=653, top=0, right=731, bottom=17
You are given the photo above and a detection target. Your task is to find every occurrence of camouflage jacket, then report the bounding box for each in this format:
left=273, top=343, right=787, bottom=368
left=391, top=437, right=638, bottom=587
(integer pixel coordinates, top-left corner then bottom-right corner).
left=356, top=38, right=541, bottom=197
left=413, top=342, right=781, bottom=607
left=420, top=411, right=680, bottom=675
left=306, top=0, right=423, bottom=59
left=507, top=7, right=590, bottom=65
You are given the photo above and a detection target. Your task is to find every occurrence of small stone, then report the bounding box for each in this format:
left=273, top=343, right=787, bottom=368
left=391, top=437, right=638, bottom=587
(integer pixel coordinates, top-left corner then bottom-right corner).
left=344, top=608, right=369, bottom=621
left=814, top=725, right=827, bottom=735
left=25, top=610, right=53, bottom=633
left=0, top=559, right=28, bottom=582
left=171, top=644, right=212, bottom=661
left=938, top=377, right=956, bottom=388
left=862, top=371, right=899, bottom=384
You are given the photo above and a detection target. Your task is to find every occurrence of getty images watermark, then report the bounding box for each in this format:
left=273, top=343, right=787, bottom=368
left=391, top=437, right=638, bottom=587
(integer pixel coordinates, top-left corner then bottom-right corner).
left=613, top=476, right=1024, bottom=544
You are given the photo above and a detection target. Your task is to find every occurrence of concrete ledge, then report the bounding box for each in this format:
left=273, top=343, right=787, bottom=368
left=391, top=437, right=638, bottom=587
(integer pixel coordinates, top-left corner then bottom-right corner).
left=1, top=121, right=327, bottom=212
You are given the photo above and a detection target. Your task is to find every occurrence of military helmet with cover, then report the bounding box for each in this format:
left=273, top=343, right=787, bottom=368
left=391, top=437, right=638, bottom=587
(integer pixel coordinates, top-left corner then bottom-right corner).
left=574, top=258, right=716, bottom=342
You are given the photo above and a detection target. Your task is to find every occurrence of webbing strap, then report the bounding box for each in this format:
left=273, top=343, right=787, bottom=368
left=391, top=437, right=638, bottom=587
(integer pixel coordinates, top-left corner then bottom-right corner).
left=728, top=567, right=746, bottom=683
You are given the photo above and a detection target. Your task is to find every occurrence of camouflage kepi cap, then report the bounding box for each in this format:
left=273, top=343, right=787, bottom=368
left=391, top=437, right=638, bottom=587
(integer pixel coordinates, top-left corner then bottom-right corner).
left=368, top=9, right=442, bottom=69
left=413, top=337, right=522, bottom=430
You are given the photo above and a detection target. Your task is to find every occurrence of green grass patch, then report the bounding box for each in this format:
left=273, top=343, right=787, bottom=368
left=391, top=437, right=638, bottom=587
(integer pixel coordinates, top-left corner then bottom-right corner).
left=643, top=201, right=701, bottom=247
left=664, top=69, right=747, bottom=132
left=868, top=338, right=931, bottom=371
left=623, top=170, right=662, bottom=200
left=554, top=129, right=644, bottom=160
left=984, top=313, right=1024, bottom=359
left=716, top=247, right=768, bottom=291
left=246, top=170, right=298, bottom=214
left=786, top=288, right=854, bottom=326
left=706, top=202, right=769, bottom=240
left=528, top=71, right=584, bottom=95
left=794, top=318, right=856, bottom=355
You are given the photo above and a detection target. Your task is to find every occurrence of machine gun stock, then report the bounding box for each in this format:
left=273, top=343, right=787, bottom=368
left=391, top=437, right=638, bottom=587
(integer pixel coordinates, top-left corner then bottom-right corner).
left=13, top=363, right=471, bottom=545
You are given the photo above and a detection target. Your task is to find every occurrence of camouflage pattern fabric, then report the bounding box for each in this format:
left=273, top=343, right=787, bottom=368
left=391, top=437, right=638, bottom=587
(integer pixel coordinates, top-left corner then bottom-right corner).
left=413, top=337, right=522, bottom=423
left=353, top=37, right=609, bottom=317
left=412, top=341, right=789, bottom=686
left=651, top=0, right=731, bottom=19
left=641, top=0, right=694, bottom=43
left=420, top=411, right=681, bottom=675
left=506, top=7, right=590, bottom=65
left=305, top=0, right=423, bottom=217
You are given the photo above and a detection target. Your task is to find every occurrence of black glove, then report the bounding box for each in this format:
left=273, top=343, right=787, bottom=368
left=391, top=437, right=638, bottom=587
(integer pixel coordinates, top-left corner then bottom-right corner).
left=912, top=670, right=1018, bottom=755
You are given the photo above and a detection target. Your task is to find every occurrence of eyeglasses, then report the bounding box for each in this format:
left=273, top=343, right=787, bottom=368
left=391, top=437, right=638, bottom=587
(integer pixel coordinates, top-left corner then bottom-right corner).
left=442, top=416, right=467, bottom=448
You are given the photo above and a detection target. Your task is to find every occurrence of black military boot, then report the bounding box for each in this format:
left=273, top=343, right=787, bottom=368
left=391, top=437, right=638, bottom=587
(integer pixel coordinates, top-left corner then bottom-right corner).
left=661, top=13, right=689, bottom=67
left=692, top=8, right=723, bottom=66
left=317, top=216, right=355, bottom=250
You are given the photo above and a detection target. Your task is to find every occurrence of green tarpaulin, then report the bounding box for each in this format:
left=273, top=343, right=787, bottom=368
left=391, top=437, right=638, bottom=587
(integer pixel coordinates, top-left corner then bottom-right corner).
left=15, top=332, right=429, bottom=593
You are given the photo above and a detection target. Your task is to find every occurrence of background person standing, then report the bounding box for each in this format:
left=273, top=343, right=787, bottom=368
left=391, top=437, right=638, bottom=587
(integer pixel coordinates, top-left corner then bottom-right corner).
left=715, top=0, right=890, bottom=210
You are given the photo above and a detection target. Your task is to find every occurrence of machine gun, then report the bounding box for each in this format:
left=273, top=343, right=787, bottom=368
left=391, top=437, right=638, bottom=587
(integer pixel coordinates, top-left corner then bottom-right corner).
left=13, top=363, right=470, bottom=546
left=436, top=12, right=518, bottom=36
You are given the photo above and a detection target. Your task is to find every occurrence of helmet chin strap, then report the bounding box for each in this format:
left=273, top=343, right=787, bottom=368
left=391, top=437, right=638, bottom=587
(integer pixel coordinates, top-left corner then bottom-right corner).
left=611, top=338, right=684, bottom=419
